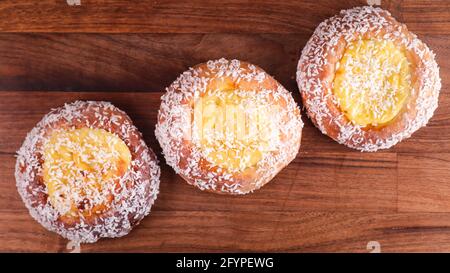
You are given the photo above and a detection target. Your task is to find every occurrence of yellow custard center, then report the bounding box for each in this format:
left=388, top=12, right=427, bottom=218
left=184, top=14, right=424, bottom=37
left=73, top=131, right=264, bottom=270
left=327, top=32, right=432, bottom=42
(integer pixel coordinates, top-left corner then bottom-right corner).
left=333, top=39, right=412, bottom=127
left=43, top=128, right=131, bottom=221
left=193, top=87, right=279, bottom=172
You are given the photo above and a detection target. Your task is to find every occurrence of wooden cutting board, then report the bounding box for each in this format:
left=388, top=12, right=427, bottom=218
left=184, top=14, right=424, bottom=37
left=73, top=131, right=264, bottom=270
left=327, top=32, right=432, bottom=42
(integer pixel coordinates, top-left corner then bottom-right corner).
left=0, top=0, right=449, bottom=253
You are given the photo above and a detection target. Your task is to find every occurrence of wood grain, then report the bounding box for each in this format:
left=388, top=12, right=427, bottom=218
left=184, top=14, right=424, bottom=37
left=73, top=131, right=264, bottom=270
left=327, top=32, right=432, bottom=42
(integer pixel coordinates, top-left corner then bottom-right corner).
left=4, top=210, right=450, bottom=252
left=1, top=0, right=450, bottom=253
left=0, top=33, right=306, bottom=93
left=398, top=154, right=450, bottom=213
left=0, top=1, right=449, bottom=34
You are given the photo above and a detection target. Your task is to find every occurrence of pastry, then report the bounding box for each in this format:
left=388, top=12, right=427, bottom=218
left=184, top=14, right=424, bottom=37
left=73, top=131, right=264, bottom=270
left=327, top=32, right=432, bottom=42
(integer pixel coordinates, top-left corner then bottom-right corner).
left=297, top=6, right=441, bottom=151
left=15, top=101, right=160, bottom=243
left=156, top=58, right=303, bottom=194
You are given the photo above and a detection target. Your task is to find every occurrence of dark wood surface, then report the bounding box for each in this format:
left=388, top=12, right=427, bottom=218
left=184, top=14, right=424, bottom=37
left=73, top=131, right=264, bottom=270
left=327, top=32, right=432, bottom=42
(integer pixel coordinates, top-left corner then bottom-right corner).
left=1, top=0, right=449, bottom=34
left=0, top=0, right=449, bottom=252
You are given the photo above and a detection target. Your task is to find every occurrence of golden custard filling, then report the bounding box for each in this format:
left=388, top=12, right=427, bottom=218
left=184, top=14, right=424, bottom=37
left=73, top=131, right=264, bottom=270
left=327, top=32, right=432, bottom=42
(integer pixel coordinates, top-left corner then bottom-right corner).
left=43, top=128, right=131, bottom=220
left=333, top=39, right=412, bottom=127
left=193, top=85, right=279, bottom=172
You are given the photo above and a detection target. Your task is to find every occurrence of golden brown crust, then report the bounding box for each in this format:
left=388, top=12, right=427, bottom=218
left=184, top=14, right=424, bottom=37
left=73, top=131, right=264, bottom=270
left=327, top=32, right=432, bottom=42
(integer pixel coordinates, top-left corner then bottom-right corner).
left=156, top=58, right=303, bottom=194
left=297, top=6, right=441, bottom=151
left=15, top=101, right=160, bottom=243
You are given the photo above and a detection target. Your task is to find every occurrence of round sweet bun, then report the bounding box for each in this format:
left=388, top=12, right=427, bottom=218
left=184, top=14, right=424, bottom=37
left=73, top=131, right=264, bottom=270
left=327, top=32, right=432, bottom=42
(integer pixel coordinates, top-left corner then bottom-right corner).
left=297, top=6, right=441, bottom=151
left=15, top=101, right=160, bottom=243
left=156, top=58, right=303, bottom=194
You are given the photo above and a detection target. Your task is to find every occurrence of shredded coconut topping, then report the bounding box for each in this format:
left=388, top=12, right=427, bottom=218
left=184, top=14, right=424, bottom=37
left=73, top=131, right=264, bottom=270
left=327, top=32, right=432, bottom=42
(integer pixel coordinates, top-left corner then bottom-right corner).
left=42, top=127, right=132, bottom=221
left=333, top=39, right=412, bottom=127
left=296, top=6, right=441, bottom=151
left=15, top=101, right=160, bottom=243
left=156, top=58, right=303, bottom=194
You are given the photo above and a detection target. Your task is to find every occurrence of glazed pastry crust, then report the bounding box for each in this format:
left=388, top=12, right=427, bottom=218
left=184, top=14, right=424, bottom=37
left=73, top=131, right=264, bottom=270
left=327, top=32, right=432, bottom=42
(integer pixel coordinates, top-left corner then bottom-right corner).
left=15, top=101, right=160, bottom=243
left=156, top=58, right=303, bottom=194
left=297, top=6, right=441, bottom=151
